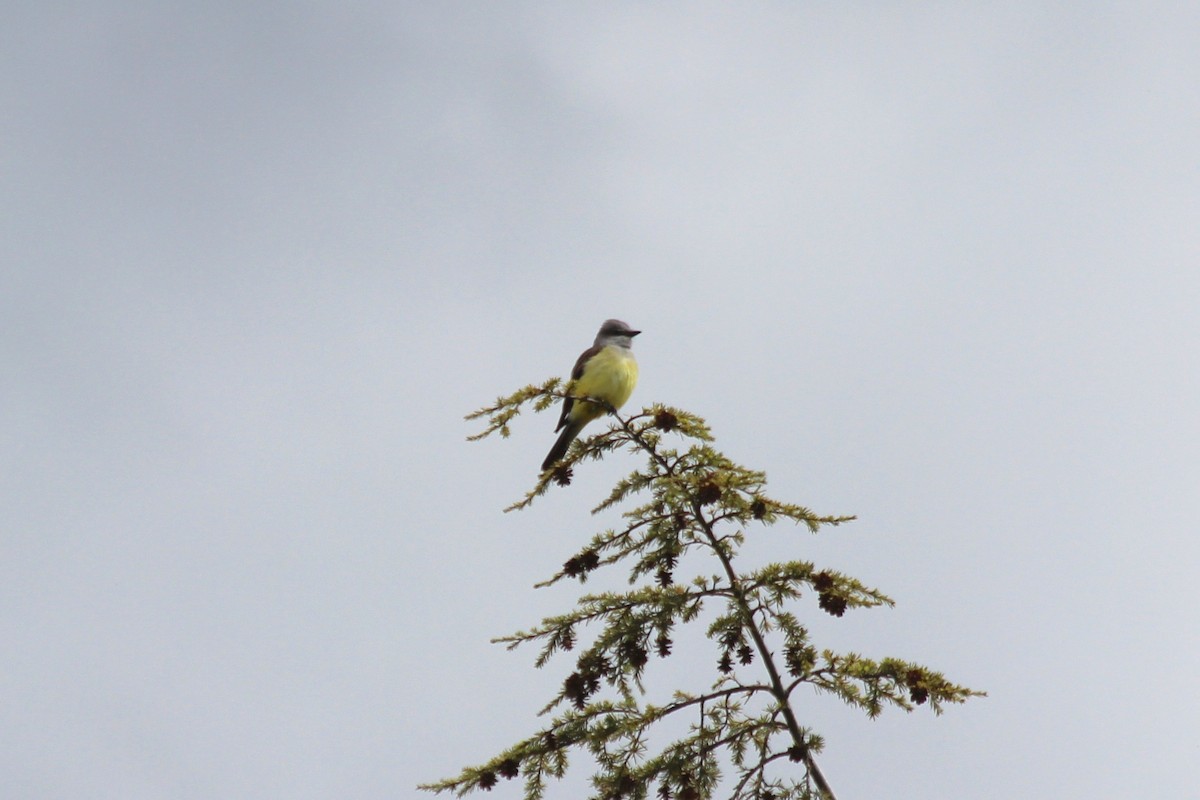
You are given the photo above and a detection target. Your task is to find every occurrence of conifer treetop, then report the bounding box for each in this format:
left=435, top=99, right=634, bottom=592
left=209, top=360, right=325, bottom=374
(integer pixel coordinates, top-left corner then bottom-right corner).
left=423, top=381, right=982, bottom=800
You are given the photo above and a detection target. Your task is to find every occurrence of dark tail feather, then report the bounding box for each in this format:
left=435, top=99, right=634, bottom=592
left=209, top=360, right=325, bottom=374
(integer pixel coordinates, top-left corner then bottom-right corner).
left=541, top=421, right=583, bottom=472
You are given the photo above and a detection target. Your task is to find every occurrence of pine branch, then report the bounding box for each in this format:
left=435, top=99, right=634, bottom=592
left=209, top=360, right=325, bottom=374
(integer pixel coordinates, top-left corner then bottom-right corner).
left=428, top=383, right=984, bottom=799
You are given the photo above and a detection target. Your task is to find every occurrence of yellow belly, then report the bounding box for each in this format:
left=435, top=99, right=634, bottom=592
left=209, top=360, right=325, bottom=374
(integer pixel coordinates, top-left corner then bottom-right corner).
left=570, top=346, right=639, bottom=425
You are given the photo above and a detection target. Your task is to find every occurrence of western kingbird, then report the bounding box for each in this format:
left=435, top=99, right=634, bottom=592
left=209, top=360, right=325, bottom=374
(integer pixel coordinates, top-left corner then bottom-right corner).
left=541, top=319, right=640, bottom=472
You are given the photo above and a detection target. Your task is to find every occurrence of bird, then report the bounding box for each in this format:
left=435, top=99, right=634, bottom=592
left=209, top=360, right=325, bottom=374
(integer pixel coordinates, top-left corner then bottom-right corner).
left=541, top=319, right=640, bottom=472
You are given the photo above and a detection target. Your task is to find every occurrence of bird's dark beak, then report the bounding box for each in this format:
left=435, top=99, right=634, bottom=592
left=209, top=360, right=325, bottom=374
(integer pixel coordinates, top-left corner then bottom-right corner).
left=629, top=330, right=641, bottom=337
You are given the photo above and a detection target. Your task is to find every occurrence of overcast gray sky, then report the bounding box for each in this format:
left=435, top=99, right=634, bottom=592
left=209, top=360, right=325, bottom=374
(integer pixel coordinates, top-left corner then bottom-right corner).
left=4, top=3, right=1198, bottom=798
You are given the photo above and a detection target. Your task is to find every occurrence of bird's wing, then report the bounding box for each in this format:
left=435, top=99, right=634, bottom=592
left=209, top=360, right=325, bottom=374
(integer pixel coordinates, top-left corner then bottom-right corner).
left=554, top=344, right=603, bottom=432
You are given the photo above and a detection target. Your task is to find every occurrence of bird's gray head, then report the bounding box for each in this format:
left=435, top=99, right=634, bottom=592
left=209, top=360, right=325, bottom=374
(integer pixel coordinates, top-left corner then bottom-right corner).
left=595, top=319, right=640, bottom=349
